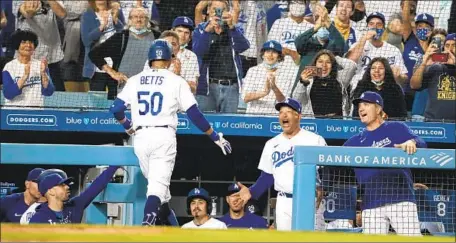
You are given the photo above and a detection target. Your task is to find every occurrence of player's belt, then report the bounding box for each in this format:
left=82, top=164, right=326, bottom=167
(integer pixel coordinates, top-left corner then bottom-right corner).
left=209, top=78, right=237, bottom=86
left=278, top=192, right=293, bottom=198
left=136, top=125, right=169, bottom=131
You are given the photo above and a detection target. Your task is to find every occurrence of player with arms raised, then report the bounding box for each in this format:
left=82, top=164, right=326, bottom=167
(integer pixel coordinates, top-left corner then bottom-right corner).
left=343, top=91, right=426, bottom=236
left=235, top=98, right=326, bottom=231
left=109, top=40, right=232, bottom=226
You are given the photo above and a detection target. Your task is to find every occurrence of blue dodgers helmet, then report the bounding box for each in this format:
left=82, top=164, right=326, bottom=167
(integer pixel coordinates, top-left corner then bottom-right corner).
left=37, top=169, right=69, bottom=184
left=187, top=188, right=212, bottom=215
left=148, top=39, right=173, bottom=61
left=261, top=40, right=283, bottom=53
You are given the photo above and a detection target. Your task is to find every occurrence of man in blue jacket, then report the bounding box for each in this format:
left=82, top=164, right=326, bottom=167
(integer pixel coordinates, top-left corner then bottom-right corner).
left=219, top=183, right=268, bottom=229
left=343, top=91, right=426, bottom=236
left=0, top=168, right=44, bottom=222
left=192, top=0, right=250, bottom=113
left=29, top=166, right=119, bottom=224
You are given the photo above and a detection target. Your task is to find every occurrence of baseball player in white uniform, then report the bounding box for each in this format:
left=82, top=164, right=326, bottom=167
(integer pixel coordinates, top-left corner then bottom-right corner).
left=110, top=39, right=232, bottom=226
left=234, top=98, right=326, bottom=231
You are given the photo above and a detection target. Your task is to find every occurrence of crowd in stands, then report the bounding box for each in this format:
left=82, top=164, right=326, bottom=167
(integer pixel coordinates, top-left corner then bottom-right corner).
left=0, top=0, right=455, bottom=121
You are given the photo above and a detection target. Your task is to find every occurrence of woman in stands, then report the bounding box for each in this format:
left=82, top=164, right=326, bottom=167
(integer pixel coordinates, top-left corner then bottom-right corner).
left=2, top=30, right=54, bottom=108
left=241, top=40, right=297, bottom=115
left=294, top=49, right=356, bottom=118
left=351, top=57, right=407, bottom=119
left=88, top=7, right=155, bottom=91
left=81, top=0, right=125, bottom=100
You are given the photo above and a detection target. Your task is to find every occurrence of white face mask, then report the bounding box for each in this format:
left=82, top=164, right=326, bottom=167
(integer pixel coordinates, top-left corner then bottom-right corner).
left=289, top=3, right=306, bottom=17
left=129, top=26, right=150, bottom=35
left=371, top=80, right=384, bottom=87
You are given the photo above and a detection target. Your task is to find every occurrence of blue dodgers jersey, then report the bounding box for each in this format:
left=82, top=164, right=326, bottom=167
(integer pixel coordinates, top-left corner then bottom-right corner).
left=29, top=166, right=119, bottom=224
left=0, top=193, right=30, bottom=222
left=219, top=212, right=268, bottom=229
left=403, top=34, right=424, bottom=88
left=323, top=186, right=357, bottom=220
left=415, top=189, right=456, bottom=233
left=343, top=121, right=427, bottom=210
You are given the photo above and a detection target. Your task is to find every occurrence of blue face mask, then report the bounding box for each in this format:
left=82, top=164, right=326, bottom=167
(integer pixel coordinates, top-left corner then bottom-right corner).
left=316, top=27, right=330, bottom=41
left=370, top=28, right=384, bottom=40
left=416, top=28, right=430, bottom=41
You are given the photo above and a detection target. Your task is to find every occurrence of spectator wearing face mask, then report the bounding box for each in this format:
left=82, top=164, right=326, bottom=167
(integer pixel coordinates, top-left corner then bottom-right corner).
left=410, top=28, right=448, bottom=120
left=401, top=0, right=435, bottom=112
left=352, top=57, right=407, bottom=119
left=267, top=0, right=314, bottom=68
left=410, top=33, right=456, bottom=121
left=242, top=40, right=296, bottom=115
left=88, top=7, right=155, bottom=93
left=384, top=0, right=418, bottom=52
left=346, top=12, right=408, bottom=98
left=290, top=4, right=345, bottom=101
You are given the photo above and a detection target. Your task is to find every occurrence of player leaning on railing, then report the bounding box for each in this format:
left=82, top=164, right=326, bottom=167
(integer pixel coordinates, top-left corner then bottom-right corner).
left=342, top=91, right=427, bottom=236
left=109, top=40, right=232, bottom=226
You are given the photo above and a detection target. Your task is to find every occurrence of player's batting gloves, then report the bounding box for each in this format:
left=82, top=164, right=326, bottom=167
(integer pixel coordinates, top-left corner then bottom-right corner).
left=210, top=132, right=232, bottom=155
left=122, top=119, right=135, bottom=135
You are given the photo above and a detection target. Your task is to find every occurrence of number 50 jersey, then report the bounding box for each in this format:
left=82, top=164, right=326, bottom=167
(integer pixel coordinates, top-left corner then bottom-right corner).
left=117, top=68, right=197, bottom=130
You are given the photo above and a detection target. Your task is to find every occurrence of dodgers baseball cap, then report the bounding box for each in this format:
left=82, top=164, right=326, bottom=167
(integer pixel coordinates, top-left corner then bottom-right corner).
left=275, top=98, right=302, bottom=113
left=261, top=40, right=283, bottom=53
left=415, top=13, right=435, bottom=28
left=39, top=174, right=74, bottom=196
left=226, top=183, right=241, bottom=196
left=172, top=16, right=194, bottom=30
left=27, top=168, right=45, bottom=182
left=352, top=91, right=384, bottom=108
left=366, top=12, right=385, bottom=25
left=446, top=33, right=456, bottom=43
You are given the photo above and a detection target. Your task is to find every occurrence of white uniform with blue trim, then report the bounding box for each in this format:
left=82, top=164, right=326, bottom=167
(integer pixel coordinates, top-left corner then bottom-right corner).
left=2, top=59, right=45, bottom=108
left=258, top=129, right=327, bottom=231
left=117, top=68, right=196, bottom=203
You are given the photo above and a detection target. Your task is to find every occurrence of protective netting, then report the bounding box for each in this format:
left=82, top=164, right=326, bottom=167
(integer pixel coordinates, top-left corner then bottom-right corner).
left=0, top=0, right=454, bottom=121
left=320, top=166, right=455, bottom=235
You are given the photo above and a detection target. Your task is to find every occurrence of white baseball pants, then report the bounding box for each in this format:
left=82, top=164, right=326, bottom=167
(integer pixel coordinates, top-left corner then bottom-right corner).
left=362, top=201, right=421, bottom=236
left=275, top=193, right=326, bottom=231
left=133, top=127, right=176, bottom=203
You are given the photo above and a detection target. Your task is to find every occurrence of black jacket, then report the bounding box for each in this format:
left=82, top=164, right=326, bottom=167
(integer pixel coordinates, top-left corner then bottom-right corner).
left=309, top=77, right=344, bottom=117
left=352, top=80, right=407, bottom=119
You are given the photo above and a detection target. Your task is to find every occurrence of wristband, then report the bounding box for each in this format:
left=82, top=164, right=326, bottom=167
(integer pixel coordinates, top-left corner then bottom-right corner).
left=209, top=131, right=220, bottom=141
left=122, top=119, right=132, bottom=130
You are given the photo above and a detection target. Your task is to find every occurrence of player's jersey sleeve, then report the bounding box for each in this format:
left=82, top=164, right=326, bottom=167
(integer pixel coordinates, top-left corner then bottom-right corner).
left=317, top=135, right=328, bottom=146
left=257, top=140, right=273, bottom=174
left=391, top=122, right=427, bottom=148
left=116, top=76, right=136, bottom=105
left=177, top=77, right=197, bottom=112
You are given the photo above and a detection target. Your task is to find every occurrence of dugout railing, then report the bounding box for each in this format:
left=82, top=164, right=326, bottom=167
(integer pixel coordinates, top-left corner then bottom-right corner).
left=292, top=146, right=455, bottom=236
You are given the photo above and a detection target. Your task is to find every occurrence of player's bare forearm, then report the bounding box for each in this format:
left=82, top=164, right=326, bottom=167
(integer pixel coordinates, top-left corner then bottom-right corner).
left=410, top=63, right=426, bottom=89
left=243, top=92, right=268, bottom=103
left=396, top=74, right=408, bottom=87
